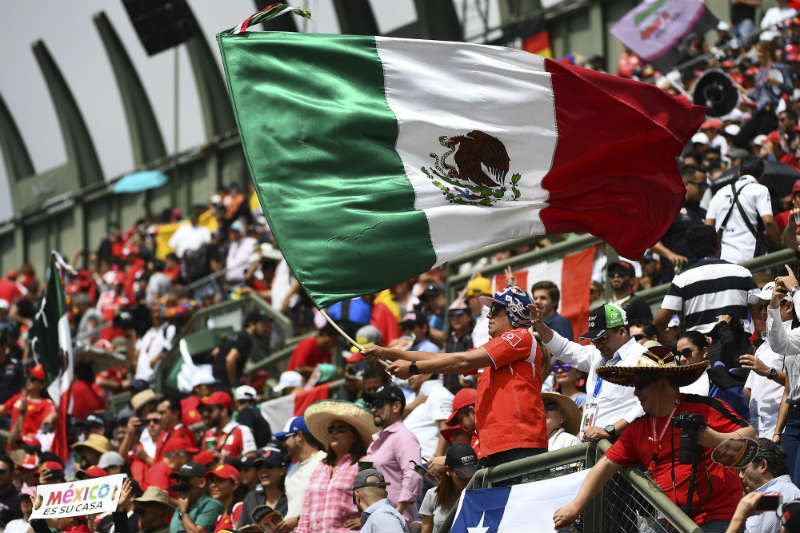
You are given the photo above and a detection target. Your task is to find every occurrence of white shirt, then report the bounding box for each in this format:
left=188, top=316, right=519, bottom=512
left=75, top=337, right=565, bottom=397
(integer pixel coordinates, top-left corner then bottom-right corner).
left=544, top=334, right=645, bottom=428
left=140, top=428, right=157, bottom=458
left=225, top=236, right=257, bottom=283
left=168, top=223, right=210, bottom=258
left=680, top=372, right=710, bottom=396
left=403, top=380, right=454, bottom=460
left=471, top=306, right=490, bottom=348
left=766, top=297, right=800, bottom=356
left=745, top=475, right=800, bottom=533
left=707, top=176, right=773, bottom=265
left=745, top=330, right=787, bottom=437
left=548, top=428, right=580, bottom=451
left=134, top=323, right=176, bottom=383
left=761, top=6, right=797, bottom=29
left=285, top=449, right=326, bottom=518
left=708, top=133, right=729, bottom=158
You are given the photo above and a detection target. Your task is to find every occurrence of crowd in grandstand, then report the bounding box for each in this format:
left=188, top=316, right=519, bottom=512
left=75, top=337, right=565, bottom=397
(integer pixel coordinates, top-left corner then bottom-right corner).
left=10, top=3, right=800, bottom=533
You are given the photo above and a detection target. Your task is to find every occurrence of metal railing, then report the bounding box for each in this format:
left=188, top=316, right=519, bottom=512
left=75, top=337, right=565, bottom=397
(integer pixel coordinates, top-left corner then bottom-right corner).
left=444, top=440, right=701, bottom=533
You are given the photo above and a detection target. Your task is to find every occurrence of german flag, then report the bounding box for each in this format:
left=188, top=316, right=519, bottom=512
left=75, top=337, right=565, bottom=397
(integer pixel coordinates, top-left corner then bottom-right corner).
left=521, top=16, right=552, bottom=58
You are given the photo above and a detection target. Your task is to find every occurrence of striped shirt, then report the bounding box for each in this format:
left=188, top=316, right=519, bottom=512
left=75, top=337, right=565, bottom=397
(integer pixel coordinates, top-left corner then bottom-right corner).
left=661, top=259, right=758, bottom=333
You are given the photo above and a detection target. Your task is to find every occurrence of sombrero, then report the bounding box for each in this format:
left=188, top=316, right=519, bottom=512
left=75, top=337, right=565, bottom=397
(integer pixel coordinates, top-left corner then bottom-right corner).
left=595, top=344, right=709, bottom=388
left=303, top=400, right=378, bottom=449
left=541, top=392, right=581, bottom=436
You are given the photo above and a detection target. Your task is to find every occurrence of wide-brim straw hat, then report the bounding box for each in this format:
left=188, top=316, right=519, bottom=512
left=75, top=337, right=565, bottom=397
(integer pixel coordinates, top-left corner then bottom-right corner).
left=71, top=433, right=111, bottom=455
left=304, top=400, right=378, bottom=449
left=596, top=344, right=709, bottom=388
left=542, top=392, right=581, bottom=436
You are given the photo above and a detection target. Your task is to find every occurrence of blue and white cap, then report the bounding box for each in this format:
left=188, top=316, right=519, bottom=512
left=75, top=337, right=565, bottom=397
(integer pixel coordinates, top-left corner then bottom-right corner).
left=274, top=416, right=310, bottom=439
left=479, top=286, right=532, bottom=328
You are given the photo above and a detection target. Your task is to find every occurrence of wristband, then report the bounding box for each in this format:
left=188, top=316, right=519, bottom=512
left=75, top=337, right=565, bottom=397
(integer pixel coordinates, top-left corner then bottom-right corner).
left=409, top=361, right=420, bottom=375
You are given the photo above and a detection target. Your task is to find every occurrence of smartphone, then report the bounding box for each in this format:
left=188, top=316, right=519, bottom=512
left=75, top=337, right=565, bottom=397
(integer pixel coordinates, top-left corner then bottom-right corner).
left=756, top=493, right=782, bottom=511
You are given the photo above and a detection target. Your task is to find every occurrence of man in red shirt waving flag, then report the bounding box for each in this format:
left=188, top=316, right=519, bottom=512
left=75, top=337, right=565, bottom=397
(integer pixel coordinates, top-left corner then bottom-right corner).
left=364, top=286, right=548, bottom=467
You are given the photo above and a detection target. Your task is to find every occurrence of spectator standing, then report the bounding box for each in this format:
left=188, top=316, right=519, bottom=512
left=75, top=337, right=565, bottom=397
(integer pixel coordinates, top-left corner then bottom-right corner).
left=605, top=261, right=652, bottom=324
left=465, top=276, right=491, bottom=348
left=442, top=299, right=475, bottom=394
left=168, top=208, right=211, bottom=259
left=145, top=440, right=197, bottom=495
left=0, top=454, right=21, bottom=523
left=733, top=439, right=800, bottom=533
left=654, top=225, right=760, bottom=336
left=233, top=385, right=272, bottom=448
left=353, top=468, right=408, bottom=533
left=211, top=310, right=271, bottom=390
left=419, top=444, right=478, bottom=533
left=237, top=446, right=288, bottom=530
left=419, top=283, right=447, bottom=346
left=532, top=280, right=574, bottom=340
left=403, top=375, right=454, bottom=461
left=273, top=416, right=326, bottom=532
left=532, top=304, right=645, bottom=442
left=761, top=0, right=797, bottom=30
left=286, top=324, right=338, bottom=376
left=400, top=312, right=440, bottom=353
left=134, top=305, right=176, bottom=384
left=170, top=462, right=223, bottom=533
left=181, top=370, right=215, bottom=427
left=371, top=286, right=549, bottom=467
left=296, top=400, right=376, bottom=533
left=706, top=157, right=779, bottom=264
left=742, top=283, right=791, bottom=438
left=199, top=391, right=257, bottom=459
left=0, top=365, right=56, bottom=438
left=154, top=396, right=198, bottom=462
left=225, top=221, right=256, bottom=287
left=362, top=385, right=424, bottom=524
left=0, top=331, right=23, bottom=405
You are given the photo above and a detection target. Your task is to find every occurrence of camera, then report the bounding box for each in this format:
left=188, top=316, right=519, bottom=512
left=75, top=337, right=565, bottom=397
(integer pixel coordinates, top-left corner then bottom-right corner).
left=673, top=412, right=707, bottom=464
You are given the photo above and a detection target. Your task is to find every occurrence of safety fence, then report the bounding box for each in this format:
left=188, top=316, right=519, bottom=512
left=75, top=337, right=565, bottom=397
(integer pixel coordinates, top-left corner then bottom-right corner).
left=444, top=440, right=702, bottom=533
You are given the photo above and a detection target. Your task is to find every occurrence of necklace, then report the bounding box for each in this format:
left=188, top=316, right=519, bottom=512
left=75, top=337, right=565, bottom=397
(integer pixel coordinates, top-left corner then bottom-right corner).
left=648, top=405, right=678, bottom=452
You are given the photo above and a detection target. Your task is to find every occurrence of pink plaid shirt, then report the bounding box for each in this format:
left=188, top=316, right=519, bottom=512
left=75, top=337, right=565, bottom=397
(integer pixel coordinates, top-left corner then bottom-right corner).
left=295, top=454, right=360, bottom=533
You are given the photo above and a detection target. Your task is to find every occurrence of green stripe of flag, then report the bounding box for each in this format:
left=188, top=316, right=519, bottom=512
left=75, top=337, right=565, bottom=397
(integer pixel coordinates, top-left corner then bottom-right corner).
left=218, top=32, right=435, bottom=307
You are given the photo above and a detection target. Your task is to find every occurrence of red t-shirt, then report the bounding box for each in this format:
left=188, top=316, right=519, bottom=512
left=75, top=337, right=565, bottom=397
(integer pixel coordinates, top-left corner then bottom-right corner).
left=0, top=278, right=23, bottom=305
left=144, top=459, right=174, bottom=492
left=3, top=394, right=55, bottom=437
left=472, top=329, right=548, bottom=456
left=154, top=425, right=198, bottom=462
left=69, top=380, right=106, bottom=420
left=181, top=396, right=203, bottom=427
left=287, top=336, right=331, bottom=370
left=605, top=394, right=748, bottom=526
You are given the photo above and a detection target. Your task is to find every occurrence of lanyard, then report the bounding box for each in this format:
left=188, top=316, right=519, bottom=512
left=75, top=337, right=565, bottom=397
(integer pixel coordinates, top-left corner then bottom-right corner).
left=592, top=377, right=604, bottom=399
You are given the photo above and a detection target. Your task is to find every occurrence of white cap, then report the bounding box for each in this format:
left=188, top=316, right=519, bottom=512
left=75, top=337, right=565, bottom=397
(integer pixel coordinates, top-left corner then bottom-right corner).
left=210, top=194, right=222, bottom=204
left=717, top=21, right=731, bottom=32
left=721, top=108, right=744, bottom=123
left=753, top=134, right=769, bottom=146
left=235, top=385, right=258, bottom=401
left=0, top=299, right=8, bottom=310
left=759, top=281, right=790, bottom=302
left=667, top=314, right=681, bottom=328
left=98, top=451, right=125, bottom=469
left=190, top=369, right=216, bottom=389
left=273, top=370, right=303, bottom=393
left=691, top=132, right=709, bottom=144
left=724, top=124, right=741, bottom=136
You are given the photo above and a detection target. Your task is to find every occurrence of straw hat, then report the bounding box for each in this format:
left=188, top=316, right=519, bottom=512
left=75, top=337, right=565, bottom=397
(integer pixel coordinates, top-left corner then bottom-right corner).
left=303, top=400, right=378, bottom=449
left=595, top=344, right=709, bottom=388
left=71, top=433, right=111, bottom=455
left=134, top=486, right=174, bottom=508
left=130, top=389, right=162, bottom=412
left=542, top=392, right=581, bottom=436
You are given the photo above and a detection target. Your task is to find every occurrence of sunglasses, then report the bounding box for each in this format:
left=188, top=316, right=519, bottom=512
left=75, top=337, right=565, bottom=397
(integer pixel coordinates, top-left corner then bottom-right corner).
left=146, top=418, right=160, bottom=425
left=687, top=180, right=709, bottom=191
left=258, top=463, right=282, bottom=470
left=488, top=304, right=505, bottom=317
left=678, top=348, right=694, bottom=360
left=552, top=363, right=572, bottom=373
left=448, top=310, right=467, bottom=318
left=328, top=424, right=351, bottom=435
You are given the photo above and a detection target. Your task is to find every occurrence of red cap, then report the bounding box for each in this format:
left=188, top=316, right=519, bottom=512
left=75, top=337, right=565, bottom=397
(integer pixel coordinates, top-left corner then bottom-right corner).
left=721, top=59, right=735, bottom=69
left=76, top=466, right=108, bottom=479
left=446, top=388, right=477, bottom=425
left=22, top=435, right=41, bottom=449
left=193, top=450, right=217, bottom=467
left=6, top=270, right=17, bottom=280
left=768, top=130, right=782, bottom=145
left=30, top=365, right=45, bottom=381
left=199, top=391, right=233, bottom=410
left=17, top=454, right=38, bottom=470
left=792, top=179, right=800, bottom=194
left=746, top=66, right=759, bottom=76
left=65, top=283, right=81, bottom=295
left=701, top=118, right=723, bottom=131
left=440, top=424, right=470, bottom=444
left=345, top=350, right=365, bottom=364
left=162, top=437, right=199, bottom=456
left=205, top=464, right=240, bottom=483
left=39, top=461, right=64, bottom=473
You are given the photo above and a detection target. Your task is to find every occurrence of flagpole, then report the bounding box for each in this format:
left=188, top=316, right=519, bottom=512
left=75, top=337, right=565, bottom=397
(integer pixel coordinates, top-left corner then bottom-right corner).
left=318, top=309, right=389, bottom=368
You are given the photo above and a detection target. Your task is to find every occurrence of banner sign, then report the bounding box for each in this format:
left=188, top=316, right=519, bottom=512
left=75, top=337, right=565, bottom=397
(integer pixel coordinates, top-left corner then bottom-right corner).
left=30, top=474, right=125, bottom=519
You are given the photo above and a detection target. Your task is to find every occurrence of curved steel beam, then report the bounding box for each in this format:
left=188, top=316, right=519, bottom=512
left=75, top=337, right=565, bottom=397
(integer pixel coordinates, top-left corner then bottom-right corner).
left=185, top=29, right=236, bottom=139
left=0, top=91, right=34, bottom=183
left=94, top=11, right=166, bottom=167
left=414, top=0, right=463, bottom=40
left=333, top=0, right=379, bottom=35
left=31, top=40, right=103, bottom=186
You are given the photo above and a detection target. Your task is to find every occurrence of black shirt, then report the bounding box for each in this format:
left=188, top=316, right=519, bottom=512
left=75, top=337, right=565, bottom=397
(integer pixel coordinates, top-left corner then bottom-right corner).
left=237, top=487, right=288, bottom=529
left=658, top=201, right=707, bottom=284
left=0, top=485, right=21, bottom=522
left=730, top=2, right=756, bottom=25
left=213, top=331, right=253, bottom=389
left=0, top=355, right=23, bottom=404
left=237, top=404, right=272, bottom=448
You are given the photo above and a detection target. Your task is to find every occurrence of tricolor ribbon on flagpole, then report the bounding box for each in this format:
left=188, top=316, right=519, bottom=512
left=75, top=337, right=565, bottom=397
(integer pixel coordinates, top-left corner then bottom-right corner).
left=232, top=3, right=310, bottom=35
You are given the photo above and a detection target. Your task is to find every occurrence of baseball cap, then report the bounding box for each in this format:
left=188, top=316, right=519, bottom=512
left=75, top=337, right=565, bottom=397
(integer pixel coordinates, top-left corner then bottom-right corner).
left=466, top=276, right=492, bottom=297
left=448, top=299, right=469, bottom=312
left=244, top=309, right=271, bottom=327
left=420, top=282, right=445, bottom=299
left=723, top=124, right=741, bottom=137
left=401, top=311, right=428, bottom=326
left=97, top=451, right=125, bottom=469
left=478, top=286, right=533, bottom=328
left=446, top=388, right=477, bottom=425
left=441, top=424, right=470, bottom=444
left=580, top=304, right=627, bottom=341
left=193, top=451, right=217, bottom=467
left=691, top=132, right=709, bottom=144
left=162, top=436, right=199, bottom=456
left=15, top=454, right=38, bottom=471
left=76, top=465, right=108, bottom=480
left=84, top=414, right=106, bottom=428
left=354, top=325, right=382, bottom=347
left=190, top=369, right=217, bottom=389
left=39, top=461, right=65, bottom=476
left=274, top=416, right=311, bottom=439
left=608, top=261, right=635, bottom=278
left=0, top=299, right=8, bottom=310
left=234, top=385, right=258, bottom=402
left=273, top=370, right=303, bottom=393
left=170, top=461, right=207, bottom=479
left=363, top=384, right=406, bottom=410
left=759, top=281, right=790, bottom=302
left=353, top=468, right=390, bottom=490
left=206, top=464, right=240, bottom=483
left=29, top=365, right=45, bottom=381
left=717, top=21, right=731, bottom=32
left=700, top=118, right=723, bottom=131
left=254, top=446, right=287, bottom=468
left=446, top=443, right=480, bottom=480
left=199, top=391, right=234, bottom=410
left=21, top=435, right=41, bottom=450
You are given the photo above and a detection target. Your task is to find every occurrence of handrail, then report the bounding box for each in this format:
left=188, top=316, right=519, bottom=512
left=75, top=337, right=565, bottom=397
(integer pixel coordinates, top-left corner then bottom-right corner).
left=244, top=331, right=316, bottom=375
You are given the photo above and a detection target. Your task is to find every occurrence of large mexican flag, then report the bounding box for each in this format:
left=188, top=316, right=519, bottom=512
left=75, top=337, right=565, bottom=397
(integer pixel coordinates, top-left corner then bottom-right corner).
left=218, top=5, right=704, bottom=308
left=29, top=252, right=73, bottom=460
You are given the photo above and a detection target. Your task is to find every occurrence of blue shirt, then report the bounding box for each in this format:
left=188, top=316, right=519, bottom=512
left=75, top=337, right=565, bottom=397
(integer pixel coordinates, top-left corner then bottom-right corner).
left=360, top=498, right=408, bottom=533
left=745, top=475, right=800, bottom=533
left=545, top=312, right=574, bottom=341
left=411, top=339, right=440, bottom=353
